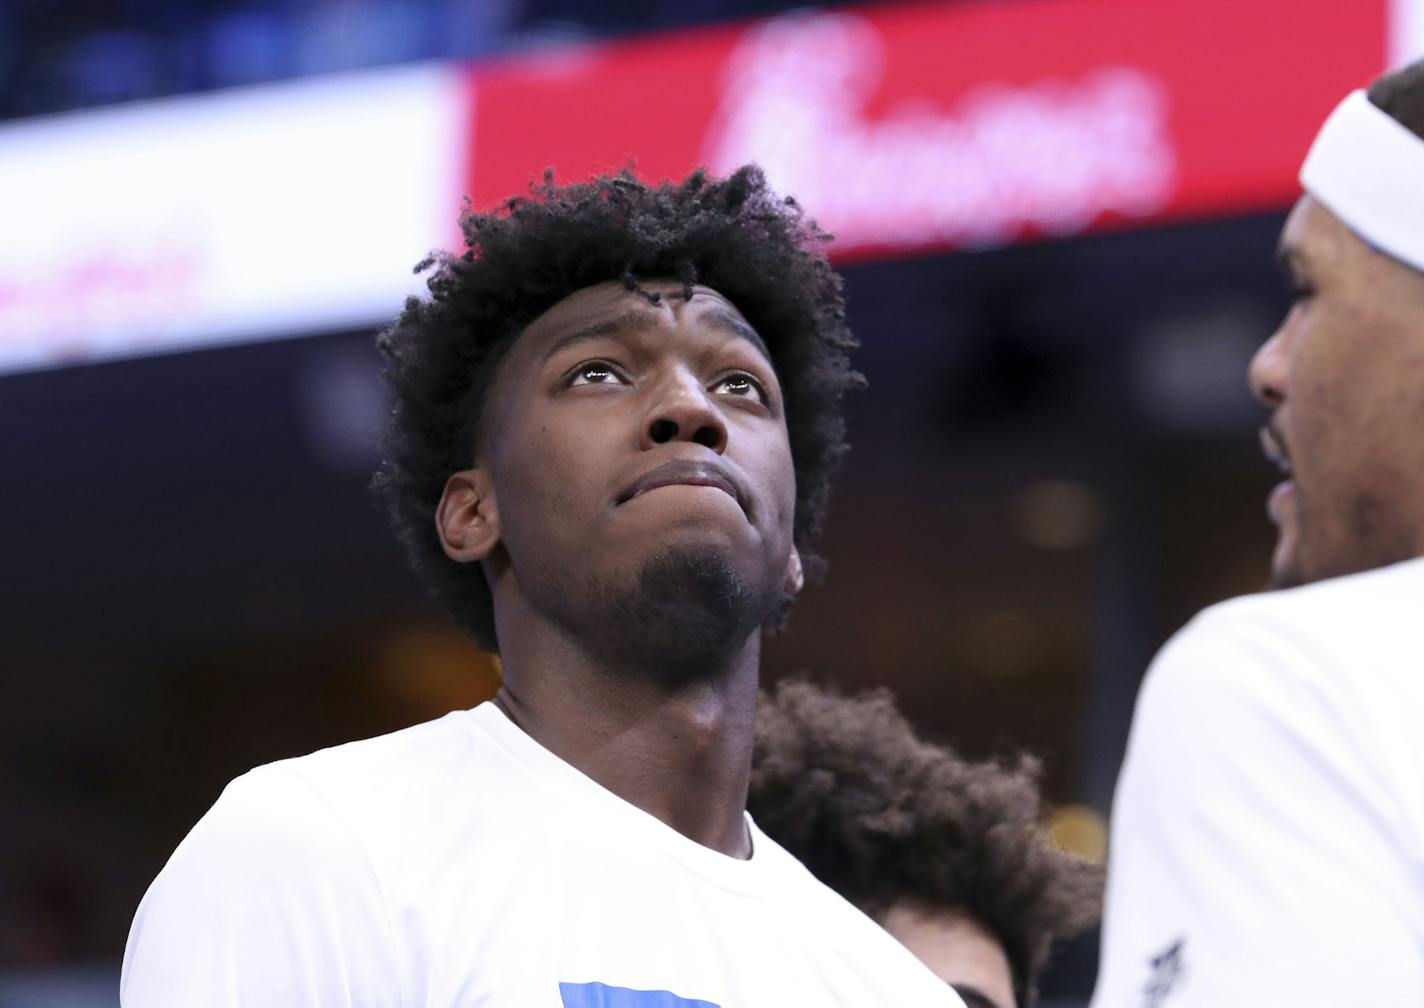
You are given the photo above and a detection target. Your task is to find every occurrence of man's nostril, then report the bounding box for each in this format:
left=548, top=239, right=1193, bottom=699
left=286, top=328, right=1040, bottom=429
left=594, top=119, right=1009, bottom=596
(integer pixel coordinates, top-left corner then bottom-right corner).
left=649, top=418, right=678, bottom=443
left=693, top=426, right=721, bottom=450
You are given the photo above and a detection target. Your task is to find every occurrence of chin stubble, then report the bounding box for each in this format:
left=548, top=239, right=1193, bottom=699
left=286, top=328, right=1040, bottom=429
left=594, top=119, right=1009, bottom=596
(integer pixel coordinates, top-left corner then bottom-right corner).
left=540, top=546, right=782, bottom=686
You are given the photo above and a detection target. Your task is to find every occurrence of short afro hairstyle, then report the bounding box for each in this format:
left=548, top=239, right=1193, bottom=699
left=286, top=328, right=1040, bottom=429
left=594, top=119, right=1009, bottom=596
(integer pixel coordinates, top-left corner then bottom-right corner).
left=1368, top=56, right=1424, bottom=139
left=749, top=680, right=1103, bottom=1008
left=375, top=166, right=862, bottom=653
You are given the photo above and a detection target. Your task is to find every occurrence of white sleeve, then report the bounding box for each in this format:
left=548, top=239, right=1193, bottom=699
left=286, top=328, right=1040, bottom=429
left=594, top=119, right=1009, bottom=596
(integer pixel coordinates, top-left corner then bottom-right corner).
left=1091, top=609, right=1424, bottom=1007
left=121, top=766, right=402, bottom=1007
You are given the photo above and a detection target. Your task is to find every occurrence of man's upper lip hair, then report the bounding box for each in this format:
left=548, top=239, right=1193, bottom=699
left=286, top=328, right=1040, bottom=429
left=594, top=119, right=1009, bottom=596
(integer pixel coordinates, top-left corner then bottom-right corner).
left=1260, top=423, right=1292, bottom=476
left=619, top=459, right=745, bottom=509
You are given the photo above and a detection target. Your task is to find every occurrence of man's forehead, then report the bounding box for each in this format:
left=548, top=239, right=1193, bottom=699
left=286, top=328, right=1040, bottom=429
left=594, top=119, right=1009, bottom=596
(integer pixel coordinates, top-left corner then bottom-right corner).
left=518, top=279, right=767, bottom=359
left=1278, top=196, right=1321, bottom=266
left=1279, top=193, right=1369, bottom=272
left=530, top=279, right=744, bottom=328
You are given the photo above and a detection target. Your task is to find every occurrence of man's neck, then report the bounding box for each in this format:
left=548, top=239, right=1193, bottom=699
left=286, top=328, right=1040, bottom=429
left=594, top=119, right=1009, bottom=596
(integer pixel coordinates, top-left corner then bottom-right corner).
left=491, top=622, right=760, bottom=859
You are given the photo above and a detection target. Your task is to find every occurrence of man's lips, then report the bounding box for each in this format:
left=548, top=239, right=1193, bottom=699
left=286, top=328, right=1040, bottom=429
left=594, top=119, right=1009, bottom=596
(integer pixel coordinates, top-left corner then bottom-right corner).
left=1259, top=422, right=1295, bottom=524
left=617, top=459, right=746, bottom=513
left=1259, top=423, right=1292, bottom=477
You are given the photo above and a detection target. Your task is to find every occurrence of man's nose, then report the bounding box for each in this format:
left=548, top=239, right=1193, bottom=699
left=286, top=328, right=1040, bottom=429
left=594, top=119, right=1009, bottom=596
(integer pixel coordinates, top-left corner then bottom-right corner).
left=640, top=370, right=728, bottom=453
left=1248, top=324, right=1288, bottom=409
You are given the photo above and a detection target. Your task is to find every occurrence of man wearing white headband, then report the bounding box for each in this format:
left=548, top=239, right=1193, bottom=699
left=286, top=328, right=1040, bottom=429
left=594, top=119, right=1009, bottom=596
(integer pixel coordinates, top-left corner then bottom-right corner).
left=1092, top=62, right=1424, bottom=1005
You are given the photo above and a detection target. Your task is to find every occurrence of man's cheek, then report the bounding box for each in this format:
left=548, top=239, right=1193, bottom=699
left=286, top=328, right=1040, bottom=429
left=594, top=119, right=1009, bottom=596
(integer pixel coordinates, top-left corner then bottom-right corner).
left=547, top=491, right=577, bottom=519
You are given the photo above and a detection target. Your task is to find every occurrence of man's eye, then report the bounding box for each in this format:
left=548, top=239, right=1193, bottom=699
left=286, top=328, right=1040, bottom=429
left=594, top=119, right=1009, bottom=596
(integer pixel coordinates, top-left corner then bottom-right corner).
left=713, top=373, right=765, bottom=401
left=569, top=362, right=621, bottom=386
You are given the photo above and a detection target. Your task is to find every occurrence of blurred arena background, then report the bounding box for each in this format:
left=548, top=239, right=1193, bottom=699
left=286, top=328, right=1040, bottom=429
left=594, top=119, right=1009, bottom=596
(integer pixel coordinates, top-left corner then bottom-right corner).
left=1, top=0, right=1418, bottom=1004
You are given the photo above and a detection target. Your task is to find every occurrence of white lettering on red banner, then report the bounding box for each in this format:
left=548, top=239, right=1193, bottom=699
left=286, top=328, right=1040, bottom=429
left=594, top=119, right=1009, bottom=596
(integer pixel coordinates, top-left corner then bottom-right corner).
left=703, top=13, right=1176, bottom=253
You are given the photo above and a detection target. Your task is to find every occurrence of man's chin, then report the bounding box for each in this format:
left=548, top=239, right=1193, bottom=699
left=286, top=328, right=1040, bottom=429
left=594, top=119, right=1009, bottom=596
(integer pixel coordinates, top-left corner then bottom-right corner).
left=637, top=547, right=745, bottom=607
left=1269, top=562, right=1302, bottom=591
left=1269, top=536, right=1304, bottom=590
left=594, top=546, right=776, bottom=686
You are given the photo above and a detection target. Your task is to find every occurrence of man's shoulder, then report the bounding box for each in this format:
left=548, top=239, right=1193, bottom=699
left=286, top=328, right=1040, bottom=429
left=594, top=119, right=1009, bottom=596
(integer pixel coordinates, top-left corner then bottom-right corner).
left=1203, top=555, right=1424, bottom=631
left=748, top=824, right=963, bottom=999
left=119, top=719, right=483, bottom=1005
left=1099, top=560, right=1424, bottom=1005
left=267, top=705, right=482, bottom=793
left=1153, top=557, right=1424, bottom=700
left=220, top=703, right=524, bottom=862
left=1130, top=558, right=1424, bottom=810
left=747, top=826, right=869, bottom=932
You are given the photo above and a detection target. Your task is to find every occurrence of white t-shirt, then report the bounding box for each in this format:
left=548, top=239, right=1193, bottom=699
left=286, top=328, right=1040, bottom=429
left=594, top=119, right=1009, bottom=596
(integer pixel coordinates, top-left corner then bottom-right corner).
left=1092, top=558, right=1424, bottom=1006
left=123, top=701, right=964, bottom=1007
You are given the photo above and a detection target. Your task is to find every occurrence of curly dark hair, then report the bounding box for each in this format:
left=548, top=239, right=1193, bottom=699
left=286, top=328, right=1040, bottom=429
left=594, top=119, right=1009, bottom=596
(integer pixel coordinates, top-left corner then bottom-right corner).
left=375, top=166, right=862, bottom=652
left=1369, top=57, right=1424, bottom=138
left=748, top=680, right=1103, bottom=1008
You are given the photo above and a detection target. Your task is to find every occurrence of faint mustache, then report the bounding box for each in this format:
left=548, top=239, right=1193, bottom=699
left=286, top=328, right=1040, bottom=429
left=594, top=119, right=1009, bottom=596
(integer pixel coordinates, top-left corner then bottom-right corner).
left=616, top=459, right=747, bottom=514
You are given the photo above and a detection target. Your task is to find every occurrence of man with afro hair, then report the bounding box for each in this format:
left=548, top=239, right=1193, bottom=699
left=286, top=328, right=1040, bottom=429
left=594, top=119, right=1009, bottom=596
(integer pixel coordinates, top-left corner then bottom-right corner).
left=749, top=680, right=1103, bottom=1008
left=122, top=166, right=966, bottom=1007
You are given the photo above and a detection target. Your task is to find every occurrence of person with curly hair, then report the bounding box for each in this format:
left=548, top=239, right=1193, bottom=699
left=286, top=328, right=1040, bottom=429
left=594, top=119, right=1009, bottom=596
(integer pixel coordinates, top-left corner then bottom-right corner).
left=749, top=680, right=1103, bottom=1008
left=122, top=166, right=965, bottom=1007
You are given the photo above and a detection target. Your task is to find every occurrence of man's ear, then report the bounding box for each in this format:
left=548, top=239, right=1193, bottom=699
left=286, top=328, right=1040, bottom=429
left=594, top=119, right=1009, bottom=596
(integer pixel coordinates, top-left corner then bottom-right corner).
left=435, top=468, right=500, bottom=563
left=784, top=545, right=804, bottom=596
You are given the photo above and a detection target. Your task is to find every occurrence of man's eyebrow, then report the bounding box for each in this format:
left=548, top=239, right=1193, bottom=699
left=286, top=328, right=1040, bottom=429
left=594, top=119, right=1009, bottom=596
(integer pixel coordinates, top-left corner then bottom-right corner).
left=542, top=309, right=661, bottom=362
left=951, top=984, right=1006, bottom=1008
left=699, top=306, right=771, bottom=360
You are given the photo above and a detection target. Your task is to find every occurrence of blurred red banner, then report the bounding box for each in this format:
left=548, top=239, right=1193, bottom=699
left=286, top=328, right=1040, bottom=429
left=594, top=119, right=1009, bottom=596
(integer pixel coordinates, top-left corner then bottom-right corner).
left=465, top=0, right=1389, bottom=261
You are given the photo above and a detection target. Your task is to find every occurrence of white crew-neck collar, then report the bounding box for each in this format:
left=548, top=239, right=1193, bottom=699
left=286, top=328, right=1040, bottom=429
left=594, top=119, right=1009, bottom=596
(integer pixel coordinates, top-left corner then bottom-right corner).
left=461, top=701, right=778, bottom=896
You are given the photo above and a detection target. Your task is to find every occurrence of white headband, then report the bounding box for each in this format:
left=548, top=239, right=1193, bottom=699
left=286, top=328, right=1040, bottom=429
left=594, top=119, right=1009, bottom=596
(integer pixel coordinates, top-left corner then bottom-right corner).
left=1300, top=89, right=1424, bottom=275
